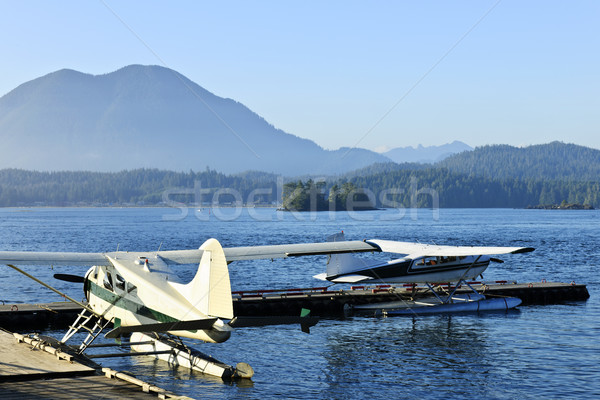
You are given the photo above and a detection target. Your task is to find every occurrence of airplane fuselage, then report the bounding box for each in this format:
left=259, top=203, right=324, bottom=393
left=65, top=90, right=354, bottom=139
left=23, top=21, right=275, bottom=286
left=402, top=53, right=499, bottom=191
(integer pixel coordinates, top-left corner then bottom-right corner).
left=83, top=252, right=232, bottom=343
left=327, top=254, right=490, bottom=284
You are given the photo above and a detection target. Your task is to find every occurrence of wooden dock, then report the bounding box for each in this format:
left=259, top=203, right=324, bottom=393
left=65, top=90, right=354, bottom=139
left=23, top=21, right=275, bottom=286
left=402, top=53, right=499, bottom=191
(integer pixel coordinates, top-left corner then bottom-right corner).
left=0, top=281, right=590, bottom=329
left=0, top=302, right=81, bottom=331
left=0, top=330, right=192, bottom=399
left=232, top=280, right=590, bottom=317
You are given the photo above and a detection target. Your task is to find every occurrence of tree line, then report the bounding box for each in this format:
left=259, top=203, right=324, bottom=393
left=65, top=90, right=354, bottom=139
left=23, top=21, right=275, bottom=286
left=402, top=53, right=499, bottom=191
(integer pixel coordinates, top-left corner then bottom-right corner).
left=1, top=167, right=598, bottom=208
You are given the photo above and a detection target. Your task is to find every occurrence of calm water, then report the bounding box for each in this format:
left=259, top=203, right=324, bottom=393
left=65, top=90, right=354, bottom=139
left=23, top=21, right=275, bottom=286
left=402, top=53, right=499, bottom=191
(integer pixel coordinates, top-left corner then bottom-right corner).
left=0, top=207, right=598, bottom=399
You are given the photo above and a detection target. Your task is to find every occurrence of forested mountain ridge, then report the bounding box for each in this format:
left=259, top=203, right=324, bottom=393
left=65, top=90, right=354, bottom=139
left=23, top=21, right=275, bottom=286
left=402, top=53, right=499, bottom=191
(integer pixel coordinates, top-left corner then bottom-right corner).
left=0, top=168, right=279, bottom=206
left=345, top=167, right=599, bottom=208
left=2, top=162, right=599, bottom=208
left=438, top=142, right=600, bottom=181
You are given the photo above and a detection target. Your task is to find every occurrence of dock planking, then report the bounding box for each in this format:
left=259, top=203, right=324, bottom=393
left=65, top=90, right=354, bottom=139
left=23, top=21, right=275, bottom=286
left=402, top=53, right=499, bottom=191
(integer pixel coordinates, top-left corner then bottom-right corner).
left=0, top=330, right=191, bottom=399
left=0, top=375, right=183, bottom=400
left=0, top=330, right=94, bottom=382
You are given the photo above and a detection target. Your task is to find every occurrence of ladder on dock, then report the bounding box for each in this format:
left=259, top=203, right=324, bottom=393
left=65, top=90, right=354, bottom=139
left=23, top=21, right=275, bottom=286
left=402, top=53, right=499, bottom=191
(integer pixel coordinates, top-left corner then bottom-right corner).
left=61, top=308, right=113, bottom=354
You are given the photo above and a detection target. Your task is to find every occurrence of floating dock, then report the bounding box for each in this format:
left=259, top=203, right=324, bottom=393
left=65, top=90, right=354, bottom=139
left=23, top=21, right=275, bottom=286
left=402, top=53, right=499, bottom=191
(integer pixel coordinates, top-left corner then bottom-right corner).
left=232, top=281, right=590, bottom=317
left=0, top=280, right=589, bottom=394
left=0, top=281, right=590, bottom=329
left=0, top=330, right=191, bottom=399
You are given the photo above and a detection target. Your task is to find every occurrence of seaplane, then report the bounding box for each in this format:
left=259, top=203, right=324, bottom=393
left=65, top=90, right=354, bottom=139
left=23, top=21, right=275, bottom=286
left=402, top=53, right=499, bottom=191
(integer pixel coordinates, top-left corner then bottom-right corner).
left=0, top=236, right=380, bottom=378
left=314, top=233, right=535, bottom=315
left=0, top=233, right=533, bottom=375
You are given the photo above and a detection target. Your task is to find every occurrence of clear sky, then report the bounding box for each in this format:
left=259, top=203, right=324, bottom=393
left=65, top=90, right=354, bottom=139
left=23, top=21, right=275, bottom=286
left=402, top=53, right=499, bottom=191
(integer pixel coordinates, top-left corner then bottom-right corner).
left=1, top=1, right=598, bottom=152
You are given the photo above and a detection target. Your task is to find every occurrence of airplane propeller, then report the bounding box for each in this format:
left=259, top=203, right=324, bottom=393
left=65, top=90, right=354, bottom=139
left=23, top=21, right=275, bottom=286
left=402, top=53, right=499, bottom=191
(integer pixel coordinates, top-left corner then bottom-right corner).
left=53, top=273, right=86, bottom=283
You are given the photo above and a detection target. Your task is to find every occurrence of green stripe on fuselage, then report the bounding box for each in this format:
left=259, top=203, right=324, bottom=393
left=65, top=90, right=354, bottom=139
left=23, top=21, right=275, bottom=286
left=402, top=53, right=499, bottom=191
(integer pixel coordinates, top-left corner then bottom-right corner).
left=87, top=280, right=196, bottom=332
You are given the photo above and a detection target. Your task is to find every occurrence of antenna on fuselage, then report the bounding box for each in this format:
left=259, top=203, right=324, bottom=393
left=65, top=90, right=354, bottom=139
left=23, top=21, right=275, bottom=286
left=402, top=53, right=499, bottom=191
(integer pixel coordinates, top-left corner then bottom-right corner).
left=156, top=242, right=163, bottom=258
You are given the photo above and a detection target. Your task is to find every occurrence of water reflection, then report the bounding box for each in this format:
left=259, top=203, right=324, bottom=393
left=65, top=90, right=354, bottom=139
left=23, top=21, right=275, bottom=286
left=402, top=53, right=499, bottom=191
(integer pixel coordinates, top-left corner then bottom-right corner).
left=2, top=208, right=599, bottom=399
left=320, top=314, right=519, bottom=399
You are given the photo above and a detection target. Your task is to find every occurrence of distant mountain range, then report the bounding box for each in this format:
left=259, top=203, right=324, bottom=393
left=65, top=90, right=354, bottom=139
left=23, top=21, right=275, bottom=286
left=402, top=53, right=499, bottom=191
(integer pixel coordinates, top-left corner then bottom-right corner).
left=0, top=65, right=395, bottom=175
left=382, top=141, right=472, bottom=164
left=2, top=65, right=596, bottom=185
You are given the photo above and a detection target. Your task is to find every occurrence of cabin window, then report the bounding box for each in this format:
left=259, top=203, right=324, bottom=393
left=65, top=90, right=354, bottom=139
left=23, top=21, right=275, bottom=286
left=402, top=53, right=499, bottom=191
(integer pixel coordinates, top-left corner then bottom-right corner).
left=115, top=274, right=126, bottom=291
left=103, top=271, right=114, bottom=291
left=440, top=256, right=457, bottom=264
left=425, top=257, right=438, bottom=266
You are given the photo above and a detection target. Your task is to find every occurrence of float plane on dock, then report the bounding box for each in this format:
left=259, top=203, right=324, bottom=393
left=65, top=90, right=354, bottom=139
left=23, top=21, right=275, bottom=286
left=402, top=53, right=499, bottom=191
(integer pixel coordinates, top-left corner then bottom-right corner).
left=314, top=233, right=534, bottom=315
left=0, top=237, right=378, bottom=378
left=0, top=234, right=533, bottom=377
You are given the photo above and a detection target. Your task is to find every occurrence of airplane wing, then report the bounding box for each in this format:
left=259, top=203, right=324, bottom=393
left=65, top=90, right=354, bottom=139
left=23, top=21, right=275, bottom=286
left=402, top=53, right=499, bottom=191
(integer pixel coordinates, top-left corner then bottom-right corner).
left=0, top=249, right=209, bottom=267
left=366, top=240, right=534, bottom=257
left=105, top=318, right=218, bottom=339
left=0, top=239, right=532, bottom=266
left=160, top=241, right=378, bottom=263
left=222, top=241, right=378, bottom=261
left=0, top=241, right=378, bottom=267
left=0, top=251, right=108, bottom=266
left=156, top=249, right=204, bottom=264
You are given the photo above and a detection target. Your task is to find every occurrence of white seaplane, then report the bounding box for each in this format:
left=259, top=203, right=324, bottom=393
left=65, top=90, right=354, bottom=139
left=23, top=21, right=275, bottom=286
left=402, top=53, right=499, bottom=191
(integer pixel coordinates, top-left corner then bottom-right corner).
left=0, top=237, right=378, bottom=377
left=314, top=233, right=535, bottom=315
left=0, top=233, right=533, bottom=374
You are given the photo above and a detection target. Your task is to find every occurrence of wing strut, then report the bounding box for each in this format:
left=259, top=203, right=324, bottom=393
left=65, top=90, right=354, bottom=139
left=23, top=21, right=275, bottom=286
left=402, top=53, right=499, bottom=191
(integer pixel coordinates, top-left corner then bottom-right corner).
left=6, top=264, right=93, bottom=314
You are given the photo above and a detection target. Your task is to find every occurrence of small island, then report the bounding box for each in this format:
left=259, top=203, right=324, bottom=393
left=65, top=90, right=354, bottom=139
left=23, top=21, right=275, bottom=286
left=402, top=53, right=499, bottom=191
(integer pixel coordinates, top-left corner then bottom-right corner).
left=527, top=201, right=594, bottom=210
left=282, top=180, right=377, bottom=211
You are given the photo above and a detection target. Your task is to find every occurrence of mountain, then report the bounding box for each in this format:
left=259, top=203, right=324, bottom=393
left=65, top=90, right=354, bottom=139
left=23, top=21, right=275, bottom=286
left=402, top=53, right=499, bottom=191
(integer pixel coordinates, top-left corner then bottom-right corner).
left=437, top=142, right=600, bottom=181
left=382, top=141, right=472, bottom=164
left=0, top=65, right=391, bottom=175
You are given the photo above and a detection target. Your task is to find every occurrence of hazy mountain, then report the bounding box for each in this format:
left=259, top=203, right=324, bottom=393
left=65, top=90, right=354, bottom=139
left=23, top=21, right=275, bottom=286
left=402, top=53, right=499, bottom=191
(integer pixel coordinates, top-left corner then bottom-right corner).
left=437, top=141, right=600, bottom=181
left=0, top=65, right=391, bottom=175
left=383, top=140, right=472, bottom=164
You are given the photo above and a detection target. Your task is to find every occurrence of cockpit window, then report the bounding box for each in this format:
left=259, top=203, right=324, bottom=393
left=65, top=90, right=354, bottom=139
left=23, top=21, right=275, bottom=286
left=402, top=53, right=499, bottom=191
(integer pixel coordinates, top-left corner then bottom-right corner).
left=115, top=274, right=126, bottom=291
left=103, top=271, right=114, bottom=291
left=439, top=256, right=457, bottom=264
left=425, top=257, right=438, bottom=266
left=126, top=282, right=137, bottom=293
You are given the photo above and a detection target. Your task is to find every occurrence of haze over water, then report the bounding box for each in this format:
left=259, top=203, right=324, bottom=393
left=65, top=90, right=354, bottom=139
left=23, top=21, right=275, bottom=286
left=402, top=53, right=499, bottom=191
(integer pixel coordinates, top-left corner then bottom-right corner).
left=0, top=207, right=598, bottom=399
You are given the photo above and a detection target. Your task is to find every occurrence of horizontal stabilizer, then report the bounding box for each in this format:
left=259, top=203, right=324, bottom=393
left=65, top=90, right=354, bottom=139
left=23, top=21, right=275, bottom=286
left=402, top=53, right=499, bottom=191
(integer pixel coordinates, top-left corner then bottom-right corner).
left=229, top=315, right=319, bottom=328
left=313, top=273, right=328, bottom=281
left=330, top=274, right=371, bottom=283
left=105, top=318, right=218, bottom=339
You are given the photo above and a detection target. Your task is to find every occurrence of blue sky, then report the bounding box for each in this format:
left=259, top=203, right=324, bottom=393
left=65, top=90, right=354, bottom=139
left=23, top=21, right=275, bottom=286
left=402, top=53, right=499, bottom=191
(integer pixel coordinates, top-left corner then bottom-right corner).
left=1, top=1, right=598, bottom=151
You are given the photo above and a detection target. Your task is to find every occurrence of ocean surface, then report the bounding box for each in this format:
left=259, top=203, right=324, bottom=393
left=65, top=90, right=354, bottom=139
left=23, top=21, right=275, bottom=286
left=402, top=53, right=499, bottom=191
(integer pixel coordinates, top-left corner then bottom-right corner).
left=0, top=207, right=598, bottom=399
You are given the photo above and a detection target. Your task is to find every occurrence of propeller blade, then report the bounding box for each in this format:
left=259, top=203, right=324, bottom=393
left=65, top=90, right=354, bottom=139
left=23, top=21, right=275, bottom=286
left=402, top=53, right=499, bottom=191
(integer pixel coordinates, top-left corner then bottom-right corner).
left=53, top=273, right=85, bottom=283
left=490, top=257, right=504, bottom=263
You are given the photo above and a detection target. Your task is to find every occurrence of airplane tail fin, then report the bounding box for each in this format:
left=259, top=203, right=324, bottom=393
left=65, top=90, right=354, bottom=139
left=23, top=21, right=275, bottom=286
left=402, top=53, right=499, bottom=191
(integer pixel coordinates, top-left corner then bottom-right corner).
left=185, top=238, right=233, bottom=320
left=324, top=232, right=370, bottom=278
